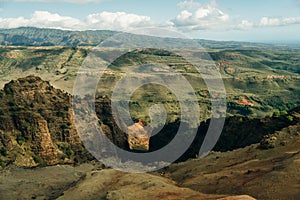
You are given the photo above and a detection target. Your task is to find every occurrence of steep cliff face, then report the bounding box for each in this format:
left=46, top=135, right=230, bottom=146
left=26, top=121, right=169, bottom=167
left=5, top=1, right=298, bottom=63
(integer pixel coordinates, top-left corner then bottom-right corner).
left=0, top=76, right=135, bottom=167
left=0, top=76, right=92, bottom=167
left=95, top=97, right=128, bottom=150
left=13, top=112, right=64, bottom=165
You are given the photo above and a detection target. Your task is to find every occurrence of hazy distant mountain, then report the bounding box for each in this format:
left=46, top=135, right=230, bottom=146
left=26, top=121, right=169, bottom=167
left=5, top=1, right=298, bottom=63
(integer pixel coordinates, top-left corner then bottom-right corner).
left=0, top=27, right=116, bottom=46
left=0, top=27, right=278, bottom=49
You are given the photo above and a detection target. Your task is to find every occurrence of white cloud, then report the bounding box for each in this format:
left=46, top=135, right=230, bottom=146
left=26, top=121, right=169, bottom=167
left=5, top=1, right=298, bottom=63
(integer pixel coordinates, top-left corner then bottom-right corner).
left=0, top=17, right=28, bottom=29
left=178, top=0, right=202, bottom=9
left=173, top=0, right=300, bottom=32
left=234, top=16, right=300, bottom=31
left=237, top=20, right=254, bottom=30
left=1, top=6, right=299, bottom=34
left=259, top=17, right=300, bottom=27
left=0, top=11, right=154, bottom=31
left=171, top=0, right=230, bottom=30
left=32, top=11, right=84, bottom=29
left=0, top=11, right=84, bottom=29
left=86, top=12, right=153, bottom=30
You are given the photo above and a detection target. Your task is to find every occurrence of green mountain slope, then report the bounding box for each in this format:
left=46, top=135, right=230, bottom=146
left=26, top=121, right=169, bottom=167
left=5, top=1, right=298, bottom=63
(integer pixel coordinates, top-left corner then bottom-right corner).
left=0, top=27, right=116, bottom=46
left=1, top=45, right=299, bottom=119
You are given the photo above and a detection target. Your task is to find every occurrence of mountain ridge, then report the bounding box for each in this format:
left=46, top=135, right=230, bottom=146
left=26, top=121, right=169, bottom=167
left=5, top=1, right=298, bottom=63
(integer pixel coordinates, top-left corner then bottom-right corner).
left=0, top=27, right=286, bottom=49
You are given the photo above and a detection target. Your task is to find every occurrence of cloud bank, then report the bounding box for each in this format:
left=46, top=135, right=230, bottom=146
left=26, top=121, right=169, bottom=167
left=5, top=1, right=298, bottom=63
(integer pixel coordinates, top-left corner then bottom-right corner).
left=259, top=17, right=300, bottom=27
left=0, top=0, right=300, bottom=32
left=172, top=0, right=300, bottom=31
left=0, top=11, right=154, bottom=30
left=171, top=0, right=230, bottom=30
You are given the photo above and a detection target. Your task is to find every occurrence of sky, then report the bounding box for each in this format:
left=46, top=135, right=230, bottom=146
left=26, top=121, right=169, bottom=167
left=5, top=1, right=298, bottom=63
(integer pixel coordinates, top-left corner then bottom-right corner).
left=0, top=0, right=300, bottom=43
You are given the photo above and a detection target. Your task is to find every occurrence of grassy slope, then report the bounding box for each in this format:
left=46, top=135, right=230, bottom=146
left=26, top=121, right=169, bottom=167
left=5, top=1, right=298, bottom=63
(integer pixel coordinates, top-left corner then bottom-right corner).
left=164, top=116, right=300, bottom=199
left=1, top=45, right=299, bottom=121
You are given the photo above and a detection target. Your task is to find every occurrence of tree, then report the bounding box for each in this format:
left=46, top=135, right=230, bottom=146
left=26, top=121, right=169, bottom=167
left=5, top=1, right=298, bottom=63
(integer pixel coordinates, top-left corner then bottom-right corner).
left=273, top=110, right=280, bottom=117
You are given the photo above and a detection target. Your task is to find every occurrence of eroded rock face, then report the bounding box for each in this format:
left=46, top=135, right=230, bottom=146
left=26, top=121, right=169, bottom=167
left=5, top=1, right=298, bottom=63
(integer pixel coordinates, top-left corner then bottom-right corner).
left=95, top=97, right=128, bottom=149
left=127, top=120, right=152, bottom=151
left=0, top=130, right=13, bottom=151
left=34, top=119, right=64, bottom=164
left=0, top=76, right=91, bottom=166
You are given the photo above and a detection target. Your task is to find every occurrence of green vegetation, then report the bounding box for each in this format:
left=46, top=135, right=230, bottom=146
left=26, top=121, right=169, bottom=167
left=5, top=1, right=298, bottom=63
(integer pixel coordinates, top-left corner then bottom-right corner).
left=0, top=160, right=5, bottom=167
left=16, top=134, right=25, bottom=145
left=286, top=115, right=294, bottom=122
left=0, top=27, right=116, bottom=46
left=33, top=155, right=47, bottom=167
left=0, top=28, right=299, bottom=120
left=273, top=110, right=281, bottom=117
left=0, top=43, right=299, bottom=120
left=0, top=75, right=90, bottom=166
left=0, top=147, right=7, bottom=156
left=0, top=27, right=299, bottom=167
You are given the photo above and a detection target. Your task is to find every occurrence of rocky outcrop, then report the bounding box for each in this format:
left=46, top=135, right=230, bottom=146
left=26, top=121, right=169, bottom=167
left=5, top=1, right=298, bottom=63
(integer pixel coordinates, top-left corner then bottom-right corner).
left=127, top=119, right=152, bottom=151
left=33, top=118, right=64, bottom=164
left=258, top=135, right=277, bottom=149
left=0, top=76, right=91, bottom=167
left=12, top=111, right=65, bottom=165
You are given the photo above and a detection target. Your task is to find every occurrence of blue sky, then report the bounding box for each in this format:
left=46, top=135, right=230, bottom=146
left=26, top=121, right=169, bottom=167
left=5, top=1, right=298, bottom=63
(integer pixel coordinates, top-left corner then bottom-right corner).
left=1, top=0, right=300, bottom=43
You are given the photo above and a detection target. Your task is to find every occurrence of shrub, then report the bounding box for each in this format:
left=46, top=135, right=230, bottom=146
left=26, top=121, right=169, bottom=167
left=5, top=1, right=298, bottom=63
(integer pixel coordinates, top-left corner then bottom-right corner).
left=38, top=108, right=44, bottom=114
left=16, top=134, right=25, bottom=145
left=273, top=110, right=280, bottom=117
left=9, top=107, right=21, bottom=112
left=46, top=86, right=52, bottom=91
left=280, top=110, right=288, bottom=115
left=4, top=87, right=13, bottom=95
left=8, top=101, right=15, bottom=107
left=0, top=147, right=7, bottom=156
left=286, top=115, right=293, bottom=122
left=64, top=106, right=69, bottom=111
left=61, top=124, right=68, bottom=129
left=65, top=146, right=73, bottom=158
left=28, top=78, right=36, bottom=84
left=56, top=111, right=64, bottom=117
left=33, top=155, right=47, bottom=167
left=0, top=160, right=5, bottom=168
left=73, top=157, right=79, bottom=164
left=58, top=144, right=73, bottom=158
